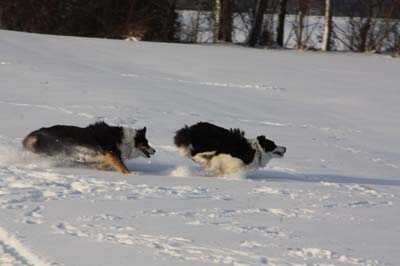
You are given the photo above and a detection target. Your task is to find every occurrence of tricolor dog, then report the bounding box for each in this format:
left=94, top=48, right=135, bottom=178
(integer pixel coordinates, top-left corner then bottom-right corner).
left=174, top=122, right=286, bottom=176
left=22, top=122, right=155, bottom=174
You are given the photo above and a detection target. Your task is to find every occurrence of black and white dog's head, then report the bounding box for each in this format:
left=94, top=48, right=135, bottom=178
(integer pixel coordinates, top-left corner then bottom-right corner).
left=252, top=135, right=286, bottom=168
left=120, top=127, right=156, bottom=159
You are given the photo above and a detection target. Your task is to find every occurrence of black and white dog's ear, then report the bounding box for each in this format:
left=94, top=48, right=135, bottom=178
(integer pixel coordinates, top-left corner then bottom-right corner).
left=143, top=127, right=146, bottom=133
left=257, top=135, right=266, bottom=142
left=256, top=135, right=277, bottom=152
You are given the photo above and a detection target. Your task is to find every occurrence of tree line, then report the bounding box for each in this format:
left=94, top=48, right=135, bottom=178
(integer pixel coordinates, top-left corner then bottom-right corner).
left=208, top=0, right=400, bottom=53
left=0, top=0, right=399, bottom=53
left=0, top=0, right=178, bottom=41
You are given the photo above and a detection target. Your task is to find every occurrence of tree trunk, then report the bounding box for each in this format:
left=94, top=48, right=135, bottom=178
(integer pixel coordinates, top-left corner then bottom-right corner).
left=276, top=0, right=288, bottom=47
left=213, top=0, right=221, bottom=42
left=297, top=11, right=304, bottom=49
left=322, top=0, right=332, bottom=51
left=358, top=0, right=373, bottom=52
left=166, top=0, right=177, bottom=42
left=192, top=0, right=203, bottom=43
left=248, top=0, right=268, bottom=47
left=358, top=19, right=372, bottom=52
left=296, top=0, right=308, bottom=50
left=218, top=0, right=233, bottom=42
left=124, top=0, right=137, bottom=34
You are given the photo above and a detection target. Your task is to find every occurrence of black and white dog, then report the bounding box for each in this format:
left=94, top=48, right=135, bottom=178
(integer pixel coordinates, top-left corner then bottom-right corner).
left=174, top=122, right=286, bottom=176
left=22, top=121, right=155, bottom=174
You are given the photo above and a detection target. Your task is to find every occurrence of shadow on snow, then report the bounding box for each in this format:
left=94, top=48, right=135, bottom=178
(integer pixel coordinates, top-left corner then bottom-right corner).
left=250, top=169, right=400, bottom=187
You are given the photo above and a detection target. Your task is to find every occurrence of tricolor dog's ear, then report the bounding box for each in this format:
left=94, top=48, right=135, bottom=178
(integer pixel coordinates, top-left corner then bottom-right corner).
left=138, top=127, right=146, bottom=135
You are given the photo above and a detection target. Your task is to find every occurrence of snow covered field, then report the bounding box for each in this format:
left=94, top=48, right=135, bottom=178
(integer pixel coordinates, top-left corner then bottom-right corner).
left=0, top=29, right=399, bottom=266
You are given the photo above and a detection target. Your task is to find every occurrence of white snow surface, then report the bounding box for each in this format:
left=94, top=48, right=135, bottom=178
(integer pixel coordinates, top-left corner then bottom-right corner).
left=0, top=30, right=399, bottom=266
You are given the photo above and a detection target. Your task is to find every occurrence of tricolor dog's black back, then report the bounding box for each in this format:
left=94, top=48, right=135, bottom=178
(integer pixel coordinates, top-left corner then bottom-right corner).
left=23, top=122, right=122, bottom=156
left=23, top=121, right=155, bottom=174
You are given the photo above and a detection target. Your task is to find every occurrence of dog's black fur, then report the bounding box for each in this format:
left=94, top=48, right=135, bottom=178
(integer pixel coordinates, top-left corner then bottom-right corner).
left=22, top=121, right=155, bottom=173
left=175, top=122, right=256, bottom=164
left=24, top=122, right=120, bottom=156
left=174, top=122, right=286, bottom=175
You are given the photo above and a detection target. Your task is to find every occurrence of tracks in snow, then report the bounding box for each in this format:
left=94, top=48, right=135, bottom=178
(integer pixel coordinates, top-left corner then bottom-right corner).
left=0, top=227, right=51, bottom=266
left=0, top=100, right=96, bottom=120
left=0, top=140, right=397, bottom=266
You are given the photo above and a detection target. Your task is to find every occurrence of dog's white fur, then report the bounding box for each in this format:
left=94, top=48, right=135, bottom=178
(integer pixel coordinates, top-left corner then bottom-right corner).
left=119, top=128, right=138, bottom=159
left=72, top=128, right=154, bottom=163
left=178, top=145, right=193, bottom=157
left=119, top=128, right=155, bottom=159
left=188, top=138, right=283, bottom=176
left=247, top=139, right=272, bottom=169
left=194, top=153, right=245, bottom=176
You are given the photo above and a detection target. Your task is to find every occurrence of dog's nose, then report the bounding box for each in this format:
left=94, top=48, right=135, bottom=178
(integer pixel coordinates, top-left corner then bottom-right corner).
left=282, top=147, right=287, bottom=153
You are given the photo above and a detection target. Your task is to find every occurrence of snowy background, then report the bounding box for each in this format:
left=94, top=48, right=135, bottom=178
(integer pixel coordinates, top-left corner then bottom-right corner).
left=0, top=29, right=399, bottom=266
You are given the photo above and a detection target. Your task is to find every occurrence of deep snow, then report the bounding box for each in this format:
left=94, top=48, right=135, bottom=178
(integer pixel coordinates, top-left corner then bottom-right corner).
left=0, top=29, right=399, bottom=266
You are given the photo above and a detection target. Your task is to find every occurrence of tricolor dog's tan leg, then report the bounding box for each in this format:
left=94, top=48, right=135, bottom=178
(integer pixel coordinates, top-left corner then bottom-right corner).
left=102, top=152, right=130, bottom=174
left=96, top=161, right=110, bottom=170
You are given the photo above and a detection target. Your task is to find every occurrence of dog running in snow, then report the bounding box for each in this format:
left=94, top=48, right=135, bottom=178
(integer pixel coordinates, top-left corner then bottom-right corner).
left=22, top=121, right=155, bottom=174
left=174, top=122, right=286, bottom=176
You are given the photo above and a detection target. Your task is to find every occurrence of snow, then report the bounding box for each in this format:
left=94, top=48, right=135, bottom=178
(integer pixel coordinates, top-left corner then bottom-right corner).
left=0, top=29, right=399, bottom=266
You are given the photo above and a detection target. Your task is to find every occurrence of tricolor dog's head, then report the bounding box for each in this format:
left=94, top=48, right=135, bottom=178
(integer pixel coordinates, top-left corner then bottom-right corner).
left=134, top=127, right=156, bottom=158
left=255, top=136, right=286, bottom=167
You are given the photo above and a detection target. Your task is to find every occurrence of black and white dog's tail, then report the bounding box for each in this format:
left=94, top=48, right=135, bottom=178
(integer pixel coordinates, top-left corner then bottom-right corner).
left=22, top=133, right=38, bottom=152
left=174, top=126, right=192, bottom=148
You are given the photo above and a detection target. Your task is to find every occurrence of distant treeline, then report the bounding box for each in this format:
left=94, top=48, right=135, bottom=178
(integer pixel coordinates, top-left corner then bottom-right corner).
left=0, top=0, right=178, bottom=41
left=0, top=0, right=399, bottom=53
left=177, top=0, right=400, bottom=18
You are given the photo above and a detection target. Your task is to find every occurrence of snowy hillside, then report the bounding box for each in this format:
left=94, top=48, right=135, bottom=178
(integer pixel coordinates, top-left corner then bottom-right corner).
left=0, top=29, right=399, bottom=266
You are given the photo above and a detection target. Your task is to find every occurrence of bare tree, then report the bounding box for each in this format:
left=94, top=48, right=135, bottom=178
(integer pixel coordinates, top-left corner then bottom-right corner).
left=192, top=0, right=203, bottom=43
left=213, top=0, right=221, bottom=42
left=220, top=0, right=234, bottom=42
left=166, top=0, right=178, bottom=41
left=213, top=0, right=233, bottom=42
left=333, top=0, right=400, bottom=53
left=358, top=0, right=375, bottom=52
left=322, top=0, right=333, bottom=51
left=276, top=0, right=288, bottom=47
left=247, top=0, right=269, bottom=47
left=374, top=0, right=400, bottom=52
left=296, top=0, right=309, bottom=50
